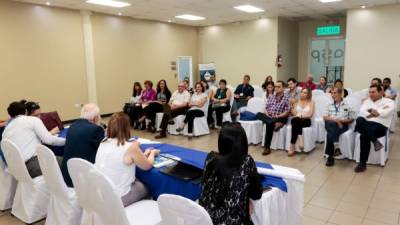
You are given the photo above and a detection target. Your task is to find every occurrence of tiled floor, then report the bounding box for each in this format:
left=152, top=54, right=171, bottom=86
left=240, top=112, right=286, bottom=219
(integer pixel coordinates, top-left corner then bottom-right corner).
left=1, top=123, right=400, bottom=225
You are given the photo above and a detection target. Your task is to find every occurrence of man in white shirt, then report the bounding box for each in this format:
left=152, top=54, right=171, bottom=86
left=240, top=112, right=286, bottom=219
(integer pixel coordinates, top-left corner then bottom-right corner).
left=155, top=82, right=190, bottom=139
left=2, top=101, right=65, bottom=178
left=354, top=84, right=395, bottom=173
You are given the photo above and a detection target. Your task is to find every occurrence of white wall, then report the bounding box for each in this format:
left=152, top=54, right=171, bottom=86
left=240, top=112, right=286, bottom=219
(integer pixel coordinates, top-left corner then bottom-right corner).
left=198, top=18, right=278, bottom=86
left=345, top=4, right=400, bottom=91
left=277, top=18, right=299, bottom=82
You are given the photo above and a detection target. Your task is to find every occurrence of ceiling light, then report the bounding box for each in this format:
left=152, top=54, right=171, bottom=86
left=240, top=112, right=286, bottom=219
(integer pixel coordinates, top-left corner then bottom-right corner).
left=86, top=0, right=131, bottom=8
left=320, top=0, right=342, bottom=3
left=118, top=12, right=122, bottom=16
left=175, top=14, right=205, bottom=21
left=360, top=5, right=366, bottom=9
left=167, top=19, right=172, bottom=23
left=45, top=1, right=51, bottom=6
left=234, top=5, right=264, bottom=13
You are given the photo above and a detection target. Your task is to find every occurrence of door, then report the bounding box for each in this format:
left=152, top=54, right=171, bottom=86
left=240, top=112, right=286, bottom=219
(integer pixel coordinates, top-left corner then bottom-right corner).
left=177, top=56, right=193, bottom=87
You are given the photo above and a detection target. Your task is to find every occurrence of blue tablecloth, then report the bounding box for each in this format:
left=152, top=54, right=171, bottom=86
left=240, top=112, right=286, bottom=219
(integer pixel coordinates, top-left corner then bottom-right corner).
left=136, top=143, right=287, bottom=201
left=48, top=128, right=68, bottom=156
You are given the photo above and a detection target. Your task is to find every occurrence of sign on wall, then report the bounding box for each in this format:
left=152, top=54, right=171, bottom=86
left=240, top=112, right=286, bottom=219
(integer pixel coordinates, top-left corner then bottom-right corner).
left=316, top=25, right=341, bottom=36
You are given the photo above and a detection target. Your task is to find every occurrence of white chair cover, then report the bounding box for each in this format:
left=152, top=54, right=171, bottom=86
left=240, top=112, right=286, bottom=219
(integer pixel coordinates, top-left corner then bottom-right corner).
left=346, top=88, right=353, bottom=95
left=1, top=139, right=49, bottom=223
left=146, top=112, right=164, bottom=131
left=68, top=159, right=161, bottom=225
left=239, top=97, right=265, bottom=144
left=36, top=145, right=82, bottom=225
left=313, top=94, right=333, bottom=142
left=312, top=90, right=324, bottom=98
left=0, top=153, right=16, bottom=211
left=253, top=85, right=264, bottom=98
left=323, top=128, right=355, bottom=160
left=158, top=194, right=213, bottom=225
left=183, top=100, right=210, bottom=136
left=223, top=86, right=235, bottom=123
left=262, top=124, right=287, bottom=150
left=352, top=89, right=369, bottom=100
left=285, top=125, right=316, bottom=153
left=353, top=132, right=390, bottom=166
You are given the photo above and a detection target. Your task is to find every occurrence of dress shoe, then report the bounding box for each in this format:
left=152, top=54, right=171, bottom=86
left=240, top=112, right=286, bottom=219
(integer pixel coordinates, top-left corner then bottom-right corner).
left=325, top=157, right=334, bottom=167
left=354, top=164, right=367, bottom=173
left=155, top=133, right=167, bottom=139
left=262, top=148, right=271, bottom=155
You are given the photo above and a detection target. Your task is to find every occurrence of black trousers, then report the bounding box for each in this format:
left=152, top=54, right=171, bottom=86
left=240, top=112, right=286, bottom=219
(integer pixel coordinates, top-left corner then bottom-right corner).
left=256, top=113, right=288, bottom=149
left=290, top=117, right=311, bottom=144
left=324, top=121, right=349, bottom=157
left=207, top=104, right=231, bottom=126
left=25, top=156, right=42, bottom=179
left=159, top=106, right=188, bottom=133
left=355, top=117, right=387, bottom=165
left=184, top=110, right=204, bottom=133
left=143, top=102, right=164, bottom=127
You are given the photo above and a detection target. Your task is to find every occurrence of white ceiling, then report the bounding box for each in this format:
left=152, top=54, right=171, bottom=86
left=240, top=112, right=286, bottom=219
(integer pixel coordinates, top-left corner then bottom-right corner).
left=14, top=0, right=400, bottom=26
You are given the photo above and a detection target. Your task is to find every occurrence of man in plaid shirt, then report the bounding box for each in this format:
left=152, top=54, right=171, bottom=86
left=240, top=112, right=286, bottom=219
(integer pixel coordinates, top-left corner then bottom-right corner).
left=256, top=81, right=290, bottom=155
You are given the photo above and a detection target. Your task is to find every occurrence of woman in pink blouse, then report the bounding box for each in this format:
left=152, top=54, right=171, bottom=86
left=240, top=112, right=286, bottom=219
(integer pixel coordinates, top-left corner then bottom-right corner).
left=133, top=80, right=156, bottom=130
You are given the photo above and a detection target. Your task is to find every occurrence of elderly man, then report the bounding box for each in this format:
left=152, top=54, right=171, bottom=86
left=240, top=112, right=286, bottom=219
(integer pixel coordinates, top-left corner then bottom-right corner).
left=300, top=74, right=317, bottom=90
left=354, top=84, right=395, bottom=172
left=61, top=103, right=105, bottom=187
left=256, top=81, right=290, bottom=155
left=2, top=101, right=65, bottom=178
left=155, top=82, right=190, bottom=139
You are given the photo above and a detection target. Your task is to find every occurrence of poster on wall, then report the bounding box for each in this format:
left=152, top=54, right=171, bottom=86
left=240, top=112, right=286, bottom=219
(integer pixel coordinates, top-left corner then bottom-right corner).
left=199, top=63, right=216, bottom=82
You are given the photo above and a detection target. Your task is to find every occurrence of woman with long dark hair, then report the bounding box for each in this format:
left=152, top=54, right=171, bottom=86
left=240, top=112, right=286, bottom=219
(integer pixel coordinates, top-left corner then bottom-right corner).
left=199, top=123, right=263, bottom=225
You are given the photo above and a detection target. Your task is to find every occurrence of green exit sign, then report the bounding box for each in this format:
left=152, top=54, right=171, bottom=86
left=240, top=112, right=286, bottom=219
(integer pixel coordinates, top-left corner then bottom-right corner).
left=316, top=25, right=341, bottom=36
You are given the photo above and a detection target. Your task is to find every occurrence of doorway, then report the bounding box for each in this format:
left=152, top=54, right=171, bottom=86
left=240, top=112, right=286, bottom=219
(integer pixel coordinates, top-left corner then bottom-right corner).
left=177, top=56, right=193, bottom=87
left=309, top=38, right=345, bottom=84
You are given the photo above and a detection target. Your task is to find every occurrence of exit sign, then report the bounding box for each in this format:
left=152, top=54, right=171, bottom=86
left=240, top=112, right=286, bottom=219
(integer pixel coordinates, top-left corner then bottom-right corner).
left=316, top=25, right=341, bottom=36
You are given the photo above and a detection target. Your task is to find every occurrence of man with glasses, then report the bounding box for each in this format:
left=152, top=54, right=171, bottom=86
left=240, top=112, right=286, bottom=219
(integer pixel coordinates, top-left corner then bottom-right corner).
left=324, top=87, right=355, bottom=167
left=155, top=82, right=190, bottom=139
left=231, top=74, right=254, bottom=120
left=256, top=81, right=290, bottom=155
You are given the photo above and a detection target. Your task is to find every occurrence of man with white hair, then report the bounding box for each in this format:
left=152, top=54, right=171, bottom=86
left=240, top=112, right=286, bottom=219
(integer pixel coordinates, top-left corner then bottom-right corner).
left=61, top=103, right=105, bottom=187
left=299, top=74, right=317, bottom=90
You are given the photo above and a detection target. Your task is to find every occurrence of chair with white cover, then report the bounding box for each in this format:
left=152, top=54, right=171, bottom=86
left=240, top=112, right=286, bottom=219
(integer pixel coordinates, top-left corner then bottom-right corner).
left=284, top=118, right=316, bottom=153
left=36, top=145, right=82, bottom=225
left=222, top=86, right=235, bottom=123
left=353, top=131, right=390, bottom=166
left=239, top=97, right=265, bottom=144
left=68, top=158, right=161, bottom=225
left=158, top=194, right=213, bottom=225
left=0, top=155, right=17, bottom=211
left=182, top=100, right=210, bottom=137
left=390, top=93, right=399, bottom=133
left=253, top=85, right=264, bottom=98
left=0, top=139, right=49, bottom=223
left=313, top=94, right=332, bottom=142
left=312, top=89, right=324, bottom=98
left=262, top=124, right=287, bottom=150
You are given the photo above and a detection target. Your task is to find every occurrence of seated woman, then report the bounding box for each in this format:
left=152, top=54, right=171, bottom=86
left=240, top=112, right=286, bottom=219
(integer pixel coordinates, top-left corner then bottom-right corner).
left=138, top=79, right=171, bottom=133
left=317, top=76, right=329, bottom=93
left=95, top=112, right=159, bottom=207
left=23, top=100, right=60, bottom=135
left=134, top=80, right=156, bottom=130
left=264, top=81, right=275, bottom=99
left=289, top=88, right=315, bottom=156
left=176, top=82, right=208, bottom=138
left=261, top=75, right=273, bottom=91
left=199, top=122, right=263, bottom=225
left=333, top=79, right=348, bottom=98
left=127, top=82, right=143, bottom=128
left=207, top=79, right=232, bottom=129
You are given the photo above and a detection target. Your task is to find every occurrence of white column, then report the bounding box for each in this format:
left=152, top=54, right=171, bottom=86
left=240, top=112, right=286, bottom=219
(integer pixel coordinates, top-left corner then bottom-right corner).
left=80, top=10, right=98, bottom=104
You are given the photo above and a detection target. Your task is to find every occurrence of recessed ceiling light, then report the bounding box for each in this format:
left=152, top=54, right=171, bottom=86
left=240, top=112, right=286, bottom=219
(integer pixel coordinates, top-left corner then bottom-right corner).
left=118, top=12, right=122, bottom=16
left=175, top=14, right=205, bottom=21
left=234, top=5, right=264, bottom=13
left=86, top=0, right=131, bottom=8
left=319, top=0, right=342, bottom=3
left=45, top=1, right=51, bottom=6
left=360, top=5, right=366, bottom=8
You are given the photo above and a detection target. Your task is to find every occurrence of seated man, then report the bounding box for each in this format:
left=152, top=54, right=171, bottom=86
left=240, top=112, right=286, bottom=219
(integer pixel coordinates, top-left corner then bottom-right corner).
left=61, top=103, right=105, bottom=187
left=155, top=82, right=190, bottom=139
left=286, top=78, right=301, bottom=107
left=354, top=84, right=395, bottom=173
left=2, top=101, right=65, bottom=178
left=370, top=77, right=382, bottom=86
left=299, top=74, right=317, bottom=90
left=383, top=77, right=397, bottom=100
left=256, top=81, right=290, bottom=156
left=231, top=74, right=254, bottom=119
left=324, top=87, right=355, bottom=166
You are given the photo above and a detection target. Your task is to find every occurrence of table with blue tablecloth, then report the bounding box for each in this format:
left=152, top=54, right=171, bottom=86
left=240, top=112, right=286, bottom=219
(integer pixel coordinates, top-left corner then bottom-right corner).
left=135, top=140, right=305, bottom=225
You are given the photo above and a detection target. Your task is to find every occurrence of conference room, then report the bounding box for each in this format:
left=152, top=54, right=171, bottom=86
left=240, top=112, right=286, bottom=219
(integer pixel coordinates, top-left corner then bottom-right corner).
left=1, top=0, right=400, bottom=224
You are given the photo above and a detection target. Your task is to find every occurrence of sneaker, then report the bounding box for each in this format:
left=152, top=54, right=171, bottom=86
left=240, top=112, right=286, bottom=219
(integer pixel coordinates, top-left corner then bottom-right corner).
left=354, top=164, right=367, bottom=173
left=215, top=125, right=221, bottom=129
left=326, top=157, right=335, bottom=167
left=334, top=154, right=345, bottom=160
left=373, top=140, right=383, bottom=152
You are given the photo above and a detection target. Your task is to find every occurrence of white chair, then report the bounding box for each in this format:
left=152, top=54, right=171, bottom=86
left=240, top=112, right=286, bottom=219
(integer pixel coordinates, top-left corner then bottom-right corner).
left=158, top=194, right=213, bottom=225
left=346, top=88, right=353, bottom=95
left=0, top=139, right=49, bottom=223
left=68, top=158, right=161, bottom=225
left=238, top=97, right=265, bottom=144
left=262, top=124, right=287, bottom=150
left=145, top=112, right=164, bottom=132
left=284, top=118, right=316, bottom=153
left=390, top=93, right=398, bottom=132
left=353, top=131, right=390, bottom=166
left=323, top=128, right=355, bottom=160
left=36, top=145, right=82, bottom=225
left=183, top=100, right=210, bottom=137
left=253, top=85, right=264, bottom=98
left=222, top=86, right=235, bottom=123
left=313, top=94, right=332, bottom=142
left=0, top=156, right=17, bottom=211
left=312, top=89, right=324, bottom=98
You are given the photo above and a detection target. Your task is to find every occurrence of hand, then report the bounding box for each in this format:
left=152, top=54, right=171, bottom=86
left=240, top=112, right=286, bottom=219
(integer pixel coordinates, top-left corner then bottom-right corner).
left=143, top=148, right=152, bottom=157
left=336, top=119, right=343, bottom=128
left=50, top=127, right=60, bottom=135
left=234, top=94, right=240, bottom=99
left=171, top=104, right=177, bottom=110
left=370, top=109, right=380, bottom=117
left=151, top=149, right=160, bottom=156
